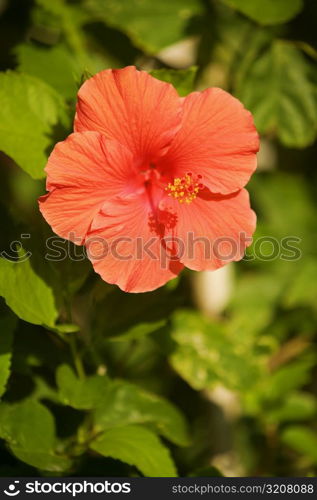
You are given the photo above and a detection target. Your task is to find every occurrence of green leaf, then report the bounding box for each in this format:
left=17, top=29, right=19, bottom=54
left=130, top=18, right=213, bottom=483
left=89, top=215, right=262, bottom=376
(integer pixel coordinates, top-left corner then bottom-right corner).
left=0, top=400, right=71, bottom=471
left=0, top=71, right=67, bottom=179
left=93, top=380, right=190, bottom=446
left=33, top=0, right=108, bottom=74
left=228, top=273, right=284, bottom=338
left=263, top=357, right=316, bottom=402
left=108, top=320, right=166, bottom=342
left=56, top=365, right=109, bottom=410
left=222, top=0, right=303, bottom=25
left=267, top=392, right=317, bottom=424
left=169, top=310, right=259, bottom=391
left=249, top=173, right=315, bottom=245
left=32, top=376, right=61, bottom=404
left=189, top=466, right=224, bottom=477
left=90, top=424, right=177, bottom=476
left=15, top=43, right=78, bottom=100
left=87, top=0, right=201, bottom=53
left=150, top=67, right=197, bottom=96
left=236, top=41, right=317, bottom=148
left=0, top=315, right=17, bottom=398
left=52, top=324, right=80, bottom=334
left=282, top=426, right=317, bottom=464
left=0, top=251, right=58, bottom=327
left=283, top=258, right=317, bottom=311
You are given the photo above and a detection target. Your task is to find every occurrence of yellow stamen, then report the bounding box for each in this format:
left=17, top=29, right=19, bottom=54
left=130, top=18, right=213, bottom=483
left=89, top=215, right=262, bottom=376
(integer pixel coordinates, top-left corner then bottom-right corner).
left=165, top=173, right=203, bottom=205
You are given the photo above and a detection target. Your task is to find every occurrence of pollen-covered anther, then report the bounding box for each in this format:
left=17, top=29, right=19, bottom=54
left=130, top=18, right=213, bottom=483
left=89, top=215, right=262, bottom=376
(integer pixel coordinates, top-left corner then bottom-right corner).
left=165, top=173, right=204, bottom=204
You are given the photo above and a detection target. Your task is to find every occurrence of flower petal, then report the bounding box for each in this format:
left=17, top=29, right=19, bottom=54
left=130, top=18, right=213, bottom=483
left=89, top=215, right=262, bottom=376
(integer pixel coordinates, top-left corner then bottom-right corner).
left=39, top=131, right=135, bottom=244
left=75, top=66, right=182, bottom=163
left=160, top=88, right=259, bottom=194
left=86, top=194, right=183, bottom=293
left=160, top=188, right=256, bottom=271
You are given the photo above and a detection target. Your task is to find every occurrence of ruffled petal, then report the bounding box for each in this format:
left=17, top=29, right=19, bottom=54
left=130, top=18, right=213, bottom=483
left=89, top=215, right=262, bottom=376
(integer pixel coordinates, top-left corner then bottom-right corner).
left=86, top=193, right=183, bottom=293
left=160, top=188, right=256, bottom=271
left=75, top=66, right=182, bottom=163
left=39, top=131, right=135, bottom=244
left=159, top=88, right=259, bottom=194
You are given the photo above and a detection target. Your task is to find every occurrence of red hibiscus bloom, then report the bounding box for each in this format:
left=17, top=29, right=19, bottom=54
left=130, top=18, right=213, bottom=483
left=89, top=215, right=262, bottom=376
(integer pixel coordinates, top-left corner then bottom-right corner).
left=39, top=66, right=259, bottom=293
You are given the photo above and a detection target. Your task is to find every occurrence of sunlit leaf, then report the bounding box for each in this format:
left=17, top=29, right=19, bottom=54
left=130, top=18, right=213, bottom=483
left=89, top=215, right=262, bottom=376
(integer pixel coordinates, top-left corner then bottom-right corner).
left=15, top=43, right=78, bottom=99
left=0, top=71, right=66, bottom=178
left=90, top=424, right=177, bottom=476
left=169, top=310, right=260, bottom=391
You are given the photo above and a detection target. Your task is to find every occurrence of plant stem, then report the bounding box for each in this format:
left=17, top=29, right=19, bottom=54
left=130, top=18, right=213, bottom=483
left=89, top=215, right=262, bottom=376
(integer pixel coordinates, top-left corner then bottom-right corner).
left=65, top=294, right=85, bottom=380
left=69, top=333, right=85, bottom=380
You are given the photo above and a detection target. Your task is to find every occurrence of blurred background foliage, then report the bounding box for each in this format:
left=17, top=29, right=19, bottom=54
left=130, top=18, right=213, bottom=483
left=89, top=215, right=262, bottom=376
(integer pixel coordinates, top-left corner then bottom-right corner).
left=0, top=0, right=316, bottom=477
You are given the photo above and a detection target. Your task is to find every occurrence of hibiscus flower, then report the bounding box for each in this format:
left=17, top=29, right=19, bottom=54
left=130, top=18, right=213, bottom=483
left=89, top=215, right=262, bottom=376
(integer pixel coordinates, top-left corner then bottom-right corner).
left=39, top=66, right=259, bottom=293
